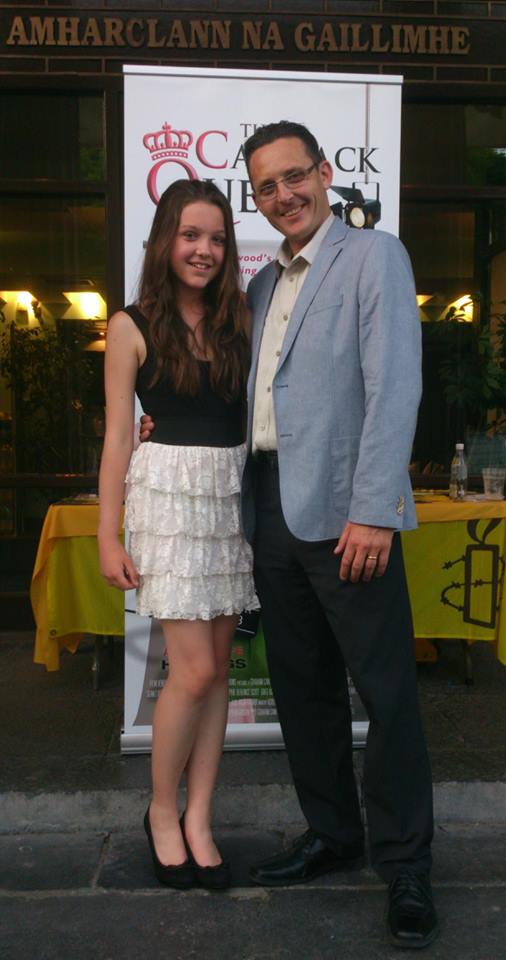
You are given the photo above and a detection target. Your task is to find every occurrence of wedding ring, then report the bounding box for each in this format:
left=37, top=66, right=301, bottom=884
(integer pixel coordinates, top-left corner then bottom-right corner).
left=367, top=555, right=378, bottom=561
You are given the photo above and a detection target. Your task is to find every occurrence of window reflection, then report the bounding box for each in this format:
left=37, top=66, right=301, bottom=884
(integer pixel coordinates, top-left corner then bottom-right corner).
left=0, top=197, right=105, bottom=288
left=402, top=104, right=506, bottom=187
left=0, top=93, right=104, bottom=182
left=401, top=204, right=475, bottom=307
left=401, top=201, right=506, bottom=477
left=0, top=195, right=106, bottom=538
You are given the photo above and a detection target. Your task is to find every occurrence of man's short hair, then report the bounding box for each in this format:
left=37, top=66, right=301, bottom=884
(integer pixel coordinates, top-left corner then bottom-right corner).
left=243, top=121, right=322, bottom=175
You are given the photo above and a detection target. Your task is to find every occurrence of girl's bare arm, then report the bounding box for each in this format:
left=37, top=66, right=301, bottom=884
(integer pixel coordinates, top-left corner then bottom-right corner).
left=98, top=311, right=143, bottom=590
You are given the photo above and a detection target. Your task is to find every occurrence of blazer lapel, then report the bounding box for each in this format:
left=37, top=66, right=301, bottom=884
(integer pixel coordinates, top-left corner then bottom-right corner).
left=248, top=264, right=277, bottom=397
left=277, top=217, right=347, bottom=370
left=246, top=264, right=277, bottom=441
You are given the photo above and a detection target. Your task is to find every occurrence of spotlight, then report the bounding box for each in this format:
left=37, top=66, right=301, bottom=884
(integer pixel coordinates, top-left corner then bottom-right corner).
left=329, top=182, right=381, bottom=229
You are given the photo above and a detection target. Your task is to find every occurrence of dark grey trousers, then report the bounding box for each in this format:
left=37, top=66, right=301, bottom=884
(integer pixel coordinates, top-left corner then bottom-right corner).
left=252, top=456, right=433, bottom=881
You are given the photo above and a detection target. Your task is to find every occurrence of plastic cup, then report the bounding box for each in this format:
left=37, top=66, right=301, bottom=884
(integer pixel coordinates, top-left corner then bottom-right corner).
left=482, top=467, right=506, bottom=500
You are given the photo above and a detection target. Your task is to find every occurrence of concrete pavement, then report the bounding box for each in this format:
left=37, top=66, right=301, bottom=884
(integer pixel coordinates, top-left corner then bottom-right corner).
left=2, top=632, right=506, bottom=958
left=2, top=823, right=506, bottom=959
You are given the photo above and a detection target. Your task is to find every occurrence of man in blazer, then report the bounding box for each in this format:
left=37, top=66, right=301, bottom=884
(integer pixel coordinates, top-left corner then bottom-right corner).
left=242, top=121, right=438, bottom=950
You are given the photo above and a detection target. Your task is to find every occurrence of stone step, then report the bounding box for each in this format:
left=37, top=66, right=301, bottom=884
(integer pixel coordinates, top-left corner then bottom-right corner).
left=2, top=779, right=506, bottom=835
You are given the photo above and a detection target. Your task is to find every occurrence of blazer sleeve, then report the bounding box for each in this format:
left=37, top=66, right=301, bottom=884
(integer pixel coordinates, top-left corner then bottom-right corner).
left=347, top=231, right=422, bottom=529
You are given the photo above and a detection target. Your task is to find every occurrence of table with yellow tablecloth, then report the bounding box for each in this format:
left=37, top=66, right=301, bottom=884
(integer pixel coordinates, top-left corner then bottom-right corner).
left=402, top=496, right=506, bottom=667
left=31, top=497, right=506, bottom=672
left=30, top=501, right=124, bottom=672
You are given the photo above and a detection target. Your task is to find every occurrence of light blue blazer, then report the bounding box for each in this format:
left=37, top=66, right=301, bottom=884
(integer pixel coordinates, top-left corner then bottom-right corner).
left=241, top=216, right=422, bottom=544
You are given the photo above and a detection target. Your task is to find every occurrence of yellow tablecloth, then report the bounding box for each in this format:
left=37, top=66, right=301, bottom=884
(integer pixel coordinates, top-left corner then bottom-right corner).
left=412, top=494, right=506, bottom=524
left=31, top=502, right=124, bottom=671
left=403, top=496, right=506, bottom=666
left=31, top=496, right=506, bottom=671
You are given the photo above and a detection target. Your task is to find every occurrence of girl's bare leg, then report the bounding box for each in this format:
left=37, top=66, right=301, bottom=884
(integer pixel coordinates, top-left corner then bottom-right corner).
left=149, top=618, right=216, bottom=866
left=184, top=614, right=238, bottom=866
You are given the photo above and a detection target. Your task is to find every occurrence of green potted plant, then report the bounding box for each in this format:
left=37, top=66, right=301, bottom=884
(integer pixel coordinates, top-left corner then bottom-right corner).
left=0, top=308, right=104, bottom=475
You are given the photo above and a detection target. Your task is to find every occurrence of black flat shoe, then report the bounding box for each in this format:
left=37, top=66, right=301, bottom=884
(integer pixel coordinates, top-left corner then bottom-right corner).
left=180, top=814, right=231, bottom=890
left=143, top=807, right=195, bottom=889
left=387, top=870, right=440, bottom=950
left=249, top=829, right=365, bottom=887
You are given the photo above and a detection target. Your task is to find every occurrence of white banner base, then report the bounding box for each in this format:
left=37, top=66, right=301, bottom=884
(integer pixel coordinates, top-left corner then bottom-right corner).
left=120, top=724, right=368, bottom=754
left=122, top=608, right=369, bottom=753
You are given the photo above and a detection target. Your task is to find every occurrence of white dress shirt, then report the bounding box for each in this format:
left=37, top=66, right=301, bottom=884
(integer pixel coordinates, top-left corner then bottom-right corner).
left=252, top=212, right=335, bottom=452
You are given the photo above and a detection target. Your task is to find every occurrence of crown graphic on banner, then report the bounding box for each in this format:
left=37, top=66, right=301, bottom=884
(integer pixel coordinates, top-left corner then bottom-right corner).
left=143, top=124, right=193, bottom=162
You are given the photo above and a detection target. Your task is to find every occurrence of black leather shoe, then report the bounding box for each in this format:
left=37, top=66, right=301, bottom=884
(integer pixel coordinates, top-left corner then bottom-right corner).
left=143, top=807, right=195, bottom=889
left=387, top=871, right=440, bottom=949
left=249, top=829, right=365, bottom=887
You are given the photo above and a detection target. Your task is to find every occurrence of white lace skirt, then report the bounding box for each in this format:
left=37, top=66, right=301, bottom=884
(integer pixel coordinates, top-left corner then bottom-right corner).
left=125, top=441, right=259, bottom=620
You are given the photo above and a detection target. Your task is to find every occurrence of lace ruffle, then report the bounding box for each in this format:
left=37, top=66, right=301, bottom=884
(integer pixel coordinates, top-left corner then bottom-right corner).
left=126, top=441, right=246, bottom=497
left=125, top=489, right=241, bottom=539
left=130, top=529, right=253, bottom=577
left=136, top=570, right=259, bottom=621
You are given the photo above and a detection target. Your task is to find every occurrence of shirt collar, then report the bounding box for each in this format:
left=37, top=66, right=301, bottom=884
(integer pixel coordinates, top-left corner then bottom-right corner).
left=275, top=211, right=335, bottom=273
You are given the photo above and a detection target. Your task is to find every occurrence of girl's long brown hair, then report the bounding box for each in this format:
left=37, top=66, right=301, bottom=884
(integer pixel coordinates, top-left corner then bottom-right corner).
left=138, top=179, right=249, bottom=401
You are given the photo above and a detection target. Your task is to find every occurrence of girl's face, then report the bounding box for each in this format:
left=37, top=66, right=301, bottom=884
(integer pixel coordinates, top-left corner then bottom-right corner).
left=169, top=201, right=226, bottom=297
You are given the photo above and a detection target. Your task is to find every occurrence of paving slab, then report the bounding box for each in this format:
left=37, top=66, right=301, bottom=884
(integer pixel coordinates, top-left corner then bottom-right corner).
left=431, top=823, right=506, bottom=884
left=2, top=827, right=506, bottom=958
left=0, top=832, right=105, bottom=892
left=98, top=827, right=285, bottom=891
left=2, top=885, right=506, bottom=960
left=2, top=824, right=506, bottom=896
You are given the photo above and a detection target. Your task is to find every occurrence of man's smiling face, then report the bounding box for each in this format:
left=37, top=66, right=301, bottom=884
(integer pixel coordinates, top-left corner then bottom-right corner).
left=249, top=136, right=333, bottom=256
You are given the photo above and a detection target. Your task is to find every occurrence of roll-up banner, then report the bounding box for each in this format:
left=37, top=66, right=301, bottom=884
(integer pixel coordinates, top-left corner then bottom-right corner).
left=121, top=65, right=402, bottom=753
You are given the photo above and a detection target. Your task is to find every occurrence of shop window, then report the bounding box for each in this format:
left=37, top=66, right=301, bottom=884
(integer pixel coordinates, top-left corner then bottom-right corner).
left=0, top=194, right=106, bottom=530
left=0, top=93, right=104, bottom=182
left=0, top=196, right=105, bottom=285
left=400, top=200, right=506, bottom=478
left=0, top=91, right=107, bottom=562
left=402, top=104, right=506, bottom=187
left=401, top=204, right=477, bottom=314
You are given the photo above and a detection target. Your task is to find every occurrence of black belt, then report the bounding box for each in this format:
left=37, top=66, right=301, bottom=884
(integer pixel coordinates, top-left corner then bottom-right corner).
left=255, top=450, right=279, bottom=468
left=149, top=416, right=243, bottom=448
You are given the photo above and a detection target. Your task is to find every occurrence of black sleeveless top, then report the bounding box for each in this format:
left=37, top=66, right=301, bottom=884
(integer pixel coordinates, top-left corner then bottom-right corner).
left=125, top=304, right=244, bottom=447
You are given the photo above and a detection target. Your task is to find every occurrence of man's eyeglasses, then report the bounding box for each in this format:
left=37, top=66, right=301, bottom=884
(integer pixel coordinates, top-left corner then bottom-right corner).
left=254, top=162, right=319, bottom=202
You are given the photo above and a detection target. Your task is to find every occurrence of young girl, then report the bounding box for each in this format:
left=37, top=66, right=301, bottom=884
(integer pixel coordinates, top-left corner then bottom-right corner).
left=98, top=180, right=258, bottom=889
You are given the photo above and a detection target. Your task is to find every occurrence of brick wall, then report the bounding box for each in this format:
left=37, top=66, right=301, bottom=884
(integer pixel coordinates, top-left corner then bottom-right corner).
left=1, top=1, right=506, bottom=87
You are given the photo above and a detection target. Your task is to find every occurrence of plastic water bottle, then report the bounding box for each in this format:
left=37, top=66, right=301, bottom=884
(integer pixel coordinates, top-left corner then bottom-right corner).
left=449, top=443, right=468, bottom=500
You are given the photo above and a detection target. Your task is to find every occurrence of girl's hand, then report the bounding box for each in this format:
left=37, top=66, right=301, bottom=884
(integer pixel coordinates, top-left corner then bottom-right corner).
left=99, top=538, right=140, bottom=590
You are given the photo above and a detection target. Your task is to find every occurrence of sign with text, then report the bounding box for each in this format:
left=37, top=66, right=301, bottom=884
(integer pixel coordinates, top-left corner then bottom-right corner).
left=2, top=14, right=480, bottom=61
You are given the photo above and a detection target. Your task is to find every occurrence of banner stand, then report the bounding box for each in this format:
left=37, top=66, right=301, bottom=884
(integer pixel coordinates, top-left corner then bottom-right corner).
left=120, top=607, right=369, bottom=753
left=122, top=64, right=402, bottom=753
